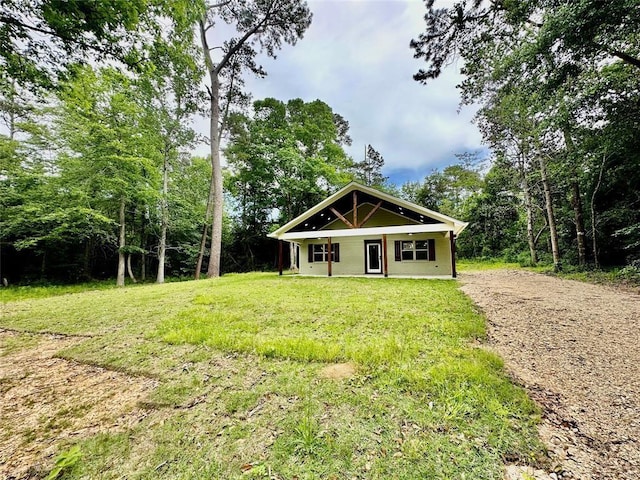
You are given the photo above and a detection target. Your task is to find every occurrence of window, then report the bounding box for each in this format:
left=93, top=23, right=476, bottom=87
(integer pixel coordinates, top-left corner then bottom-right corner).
left=313, top=244, right=328, bottom=262
left=308, top=243, right=340, bottom=263
left=415, top=241, right=430, bottom=260
left=395, top=239, right=435, bottom=261
left=401, top=241, right=414, bottom=261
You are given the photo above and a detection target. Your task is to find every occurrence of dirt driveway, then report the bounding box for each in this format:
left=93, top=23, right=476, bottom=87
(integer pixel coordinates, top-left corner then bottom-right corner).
left=460, top=269, right=640, bottom=480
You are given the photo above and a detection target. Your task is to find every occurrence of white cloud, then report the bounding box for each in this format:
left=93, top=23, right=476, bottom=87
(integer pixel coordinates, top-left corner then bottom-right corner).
left=196, top=0, right=485, bottom=183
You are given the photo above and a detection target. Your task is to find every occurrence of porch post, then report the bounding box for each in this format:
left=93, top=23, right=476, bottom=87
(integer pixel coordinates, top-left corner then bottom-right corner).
left=327, top=237, right=332, bottom=277
left=382, top=234, right=388, bottom=277
left=449, top=231, right=457, bottom=278
left=278, top=240, right=283, bottom=276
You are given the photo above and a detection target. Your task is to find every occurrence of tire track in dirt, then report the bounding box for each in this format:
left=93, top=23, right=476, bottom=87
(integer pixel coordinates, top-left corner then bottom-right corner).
left=460, top=270, right=640, bottom=480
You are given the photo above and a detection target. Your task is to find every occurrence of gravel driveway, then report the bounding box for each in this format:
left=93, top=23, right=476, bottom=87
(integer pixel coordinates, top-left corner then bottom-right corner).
left=460, top=269, right=640, bottom=480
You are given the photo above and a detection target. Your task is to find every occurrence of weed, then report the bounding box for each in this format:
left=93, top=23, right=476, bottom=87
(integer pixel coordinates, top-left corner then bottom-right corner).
left=46, top=445, right=81, bottom=480
left=292, top=400, right=322, bottom=456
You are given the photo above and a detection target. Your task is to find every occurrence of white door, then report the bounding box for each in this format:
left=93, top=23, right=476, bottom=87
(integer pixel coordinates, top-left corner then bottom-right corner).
left=366, top=242, right=382, bottom=274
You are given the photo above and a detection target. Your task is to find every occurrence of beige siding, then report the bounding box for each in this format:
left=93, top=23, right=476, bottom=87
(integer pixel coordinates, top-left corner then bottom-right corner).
left=299, top=233, right=452, bottom=277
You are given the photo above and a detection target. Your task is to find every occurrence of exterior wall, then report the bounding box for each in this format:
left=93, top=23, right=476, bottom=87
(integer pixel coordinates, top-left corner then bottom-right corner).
left=298, top=233, right=452, bottom=277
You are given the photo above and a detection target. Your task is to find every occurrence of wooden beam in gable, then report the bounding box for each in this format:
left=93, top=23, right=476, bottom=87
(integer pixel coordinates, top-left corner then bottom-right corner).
left=353, top=191, right=358, bottom=228
left=358, top=201, right=383, bottom=228
left=330, top=207, right=355, bottom=228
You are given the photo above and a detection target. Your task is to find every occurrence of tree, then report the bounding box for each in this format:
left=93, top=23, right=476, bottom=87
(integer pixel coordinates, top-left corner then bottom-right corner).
left=410, top=1, right=640, bottom=85
left=456, top=160, right=523, bottom=260
left=352, top=144, right=388, bottom=187
left=408, top=157, right=482, bottom=219
left=56, top=67, right=161, bottom=286
left=410, top=1, right=640, bottom=270
left=225, top=97, right=353, bottom=271
left=138, top=17, right=203, bottom=283
left=197, top=0, right=312, bottom=278
left=0, top=1, right=175, bottom=89
left=226, top=98, right=353, bottom=225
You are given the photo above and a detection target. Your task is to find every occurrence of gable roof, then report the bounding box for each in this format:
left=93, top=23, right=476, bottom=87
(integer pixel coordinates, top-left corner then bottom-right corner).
left=268, top=182, right=468, bottom=240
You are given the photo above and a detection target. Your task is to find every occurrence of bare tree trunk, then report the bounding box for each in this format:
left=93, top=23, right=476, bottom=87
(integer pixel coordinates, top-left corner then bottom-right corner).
left=195, top=176, right=215, bottom=279
left=83, top=239, right=91, bottom=279
left=141, top=251, right=146, bottom=281
left=7, top=78, right=17, bottom=141
left=563, top=130, right=586, bottom=266
left=519, top=152, right=537, bottom=265
left=139, top=207, right=146, bottom=281
left=539, top=155, right=561, bottom=271
left=198, top=9, right=272, bottom=278
left=40, top=250, right=46, bottom=278
left=117, top=196, right=126, bottom=287
left=206, top=74, right=223, bottom=278
left=571, top=180, right=586, bottom=266
left=157, top=148, right=169, bottom=283
left=198, top=18, right=224, bottom=278
left=523, top=175, right=538, bottom=266
left=127, top=254, right=137, bottom=283
left=590, top=153, right=607, bottom=269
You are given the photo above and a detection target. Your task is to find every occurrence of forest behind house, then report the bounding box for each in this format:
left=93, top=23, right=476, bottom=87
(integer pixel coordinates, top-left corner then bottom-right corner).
left=1, top=1, right=639, bottom=285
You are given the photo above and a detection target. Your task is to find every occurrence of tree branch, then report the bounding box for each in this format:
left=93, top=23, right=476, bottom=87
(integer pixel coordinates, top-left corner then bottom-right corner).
left=218, top=67, right=238, bottom=144
left=0, top=13, right=118, bottom=58
left=206, top=1, right=232, bottom=11
left=198, top=18, right=214, bottom=74
left=213, top=0, right=277, bottom=75
left=609, top=49, right=640, bottom=69
left=534, top=225, right=547, bottom=246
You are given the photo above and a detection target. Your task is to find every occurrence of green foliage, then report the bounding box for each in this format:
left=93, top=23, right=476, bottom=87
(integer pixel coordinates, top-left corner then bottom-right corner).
left=0, top=57, right=209, bottom=283
left=0, top=0, right=198, bottom=90
left=401, top=156, right=483, bottom=219
left=456, top=160, right=525, bottom=259
left=46, top=445, right=82, bottom=480
left=226, top=98, right=353, bottom=230
left=224, top=97, right=353, bottom=271
left=553, top=264, right=640, bottom=288
left=411, top=0, right=640, bottom=269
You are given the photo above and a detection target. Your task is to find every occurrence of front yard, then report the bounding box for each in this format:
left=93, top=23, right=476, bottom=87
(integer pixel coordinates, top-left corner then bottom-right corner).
left=0, top=273, right=543, bottom=479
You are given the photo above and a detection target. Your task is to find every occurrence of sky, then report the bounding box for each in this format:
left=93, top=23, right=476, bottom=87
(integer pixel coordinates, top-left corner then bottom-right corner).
left=196, top=0, right=487, bottom=185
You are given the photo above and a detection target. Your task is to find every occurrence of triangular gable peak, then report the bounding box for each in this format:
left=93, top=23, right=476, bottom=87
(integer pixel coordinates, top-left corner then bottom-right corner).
left=269, top=182, right=467, bottom=240
left=290, top=188, right=437, bottom=232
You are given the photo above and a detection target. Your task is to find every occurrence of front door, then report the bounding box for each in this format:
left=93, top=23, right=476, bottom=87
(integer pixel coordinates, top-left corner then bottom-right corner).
left=365, top=240, right=383, bottom=274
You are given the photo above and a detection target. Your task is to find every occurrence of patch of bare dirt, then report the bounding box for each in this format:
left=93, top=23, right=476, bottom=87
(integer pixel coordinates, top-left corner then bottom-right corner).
left=460, top=270, right=640, bottom=480
left=0, top=330, right=157, bottom=479
left=319, top=362, right=356, bottom=380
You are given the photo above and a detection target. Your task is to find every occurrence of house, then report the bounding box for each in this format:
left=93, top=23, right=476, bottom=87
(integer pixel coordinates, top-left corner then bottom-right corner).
left=268, top=182, right=468, bottom=278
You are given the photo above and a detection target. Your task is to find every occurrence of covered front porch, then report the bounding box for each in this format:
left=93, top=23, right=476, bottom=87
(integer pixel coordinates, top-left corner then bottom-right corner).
left=276, top=226, right=458, bottom=278
left=269, top=182, right=467, bottom=278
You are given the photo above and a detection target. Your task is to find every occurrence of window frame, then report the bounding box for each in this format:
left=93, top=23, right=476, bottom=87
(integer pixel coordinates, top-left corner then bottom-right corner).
left=308, top=243, right=339, bottom=263
left=395, top=239, right=435, bottom=262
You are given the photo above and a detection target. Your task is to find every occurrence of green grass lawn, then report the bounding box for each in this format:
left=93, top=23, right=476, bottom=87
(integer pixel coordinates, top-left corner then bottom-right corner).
left=1, top=273, right=544, bottom=479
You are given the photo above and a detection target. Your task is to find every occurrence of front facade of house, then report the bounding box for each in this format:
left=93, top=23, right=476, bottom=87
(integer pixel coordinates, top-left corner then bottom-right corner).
left=268, top=182, right=468, bottom=278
